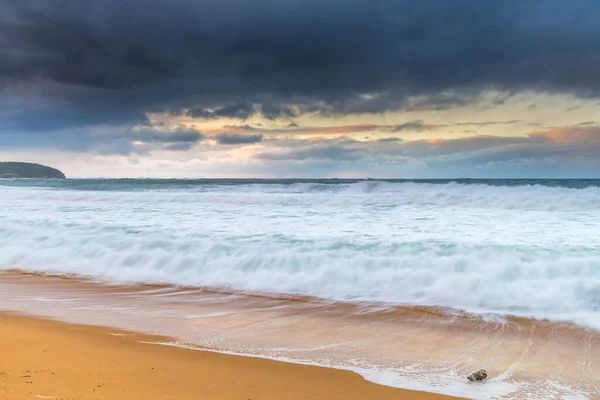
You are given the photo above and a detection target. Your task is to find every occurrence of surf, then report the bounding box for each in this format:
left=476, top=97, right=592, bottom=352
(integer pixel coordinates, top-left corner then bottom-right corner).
left=1, top=179, right=599, bottom=328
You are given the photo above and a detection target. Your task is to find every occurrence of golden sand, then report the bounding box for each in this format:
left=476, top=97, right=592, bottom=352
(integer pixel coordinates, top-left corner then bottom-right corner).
left=0, top=313, right=462, bottom=400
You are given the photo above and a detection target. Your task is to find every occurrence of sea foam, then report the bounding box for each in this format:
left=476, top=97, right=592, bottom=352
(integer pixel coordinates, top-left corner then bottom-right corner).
left=1, top=180, right=599, bottom=327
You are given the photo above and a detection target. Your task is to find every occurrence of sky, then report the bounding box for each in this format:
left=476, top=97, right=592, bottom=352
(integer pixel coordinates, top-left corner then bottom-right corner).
left=1, top=0, right=599, bottom=178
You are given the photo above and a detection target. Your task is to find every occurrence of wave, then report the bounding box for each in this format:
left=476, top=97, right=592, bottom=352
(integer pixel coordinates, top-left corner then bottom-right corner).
left=1, top=181, right=599, bottom=328
left=2, top=181, right=600, bottom=211
left=2, top=229, right=598, bottom=322
left=1, top=177, right=600, bottom=190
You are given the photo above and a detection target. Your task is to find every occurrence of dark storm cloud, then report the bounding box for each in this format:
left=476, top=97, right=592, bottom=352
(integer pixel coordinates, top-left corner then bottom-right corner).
left=215, top=133, right=263, bottom=145
left=2, top=0, right=600, bottom=136
left=187, top=103, right=255, bottom=120
left=259, top=104, right=298, bottom=120
left=186, top=103, right=298, bottom=121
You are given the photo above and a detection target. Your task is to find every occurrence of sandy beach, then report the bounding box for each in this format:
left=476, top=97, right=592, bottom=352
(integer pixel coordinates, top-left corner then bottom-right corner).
left=0, top=312, right=462, bottom=400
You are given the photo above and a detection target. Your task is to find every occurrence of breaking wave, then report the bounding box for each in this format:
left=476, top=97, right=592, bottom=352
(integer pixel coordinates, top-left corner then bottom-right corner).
left=1, top=179, right=599, bottom=327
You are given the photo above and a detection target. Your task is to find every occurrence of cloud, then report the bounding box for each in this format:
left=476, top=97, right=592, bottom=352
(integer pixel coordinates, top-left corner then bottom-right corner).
left=389, top=120, right=519, bottom=132
left=213, top=120, right=519, bottom=137
left=0, top=126, right=205, bottom=155
left=164, top=142, right=195, bottom=151
left=208, top=123, right=384, bottom=136
left=2, top=0, right=600, bottom=136
left=390, top=121, right=430, bottom=132
left=215, top=133, right=263, bottom=145
left=257, top=145, right=365, bottom=161
left=185, top=103, right=299, bottom=121
left=528, top=125, right=600, bottom=143
left=90, top=128, right=205, bottom=154
left=136, top=129, right=204, bottom=144
left=313, top=124, right=381, bottom=135
left=250, top=125, right=600, bottom=175
left=222, top=124, right=258, bottom=131
left=259, top=104, right=298, bottom=120
left=377, top=137, right=404, bottom=143
left=5, top=124, right=598, bottom=178
left=187, top=103, right=255, bottom=120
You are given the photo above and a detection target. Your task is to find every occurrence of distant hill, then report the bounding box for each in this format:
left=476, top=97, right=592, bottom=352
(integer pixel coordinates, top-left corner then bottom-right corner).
left=0, top=162, right=66, bottom=178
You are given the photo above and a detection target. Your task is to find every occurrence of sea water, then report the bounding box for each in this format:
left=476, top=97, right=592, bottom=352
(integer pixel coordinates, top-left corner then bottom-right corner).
left=0, top=178, right=599, bottom=398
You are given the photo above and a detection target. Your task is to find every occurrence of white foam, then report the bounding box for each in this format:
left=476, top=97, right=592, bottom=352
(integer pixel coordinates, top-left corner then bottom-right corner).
left=1, top=182, right=599, bottom=328
left=143, top=341, right=588, bottom=400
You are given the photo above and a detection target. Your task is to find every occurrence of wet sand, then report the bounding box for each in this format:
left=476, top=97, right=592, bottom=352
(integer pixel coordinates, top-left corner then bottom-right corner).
left=0, top=312, right=460, bottom=400
left=1, top=272, right=599, bottom=399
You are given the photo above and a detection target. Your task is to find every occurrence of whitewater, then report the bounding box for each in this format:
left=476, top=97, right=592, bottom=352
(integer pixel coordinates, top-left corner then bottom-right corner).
left=1, top=178, right=600, bottom=327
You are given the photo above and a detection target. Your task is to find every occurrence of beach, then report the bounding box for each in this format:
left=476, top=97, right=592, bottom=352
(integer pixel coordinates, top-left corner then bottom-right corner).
left=0, top=312, right=460, bottom=400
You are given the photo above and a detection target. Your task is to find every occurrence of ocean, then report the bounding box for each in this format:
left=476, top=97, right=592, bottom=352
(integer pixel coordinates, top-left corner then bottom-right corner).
left=1, top=178, right=599, bottom=399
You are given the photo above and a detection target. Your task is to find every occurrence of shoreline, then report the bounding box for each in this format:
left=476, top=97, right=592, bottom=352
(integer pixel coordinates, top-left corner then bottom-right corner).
left=0, top=312, right=462, bottom=400
left=1, top=272, right=599, bottom=399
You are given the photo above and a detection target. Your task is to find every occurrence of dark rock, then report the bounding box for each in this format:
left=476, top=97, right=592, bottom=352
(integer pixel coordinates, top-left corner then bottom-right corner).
left=467, top=369, right=488, bottom=381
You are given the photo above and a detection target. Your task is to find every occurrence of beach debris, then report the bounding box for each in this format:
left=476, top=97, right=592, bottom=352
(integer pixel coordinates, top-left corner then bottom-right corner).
left=467, top=369, right=488, bottom=381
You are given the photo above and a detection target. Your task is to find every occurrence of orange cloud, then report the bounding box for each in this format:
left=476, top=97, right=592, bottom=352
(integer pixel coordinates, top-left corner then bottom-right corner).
left=208, top=120, right=520, bottom=138
left=529, top=125, right=600, bottom=143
